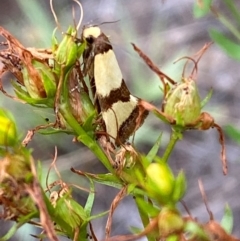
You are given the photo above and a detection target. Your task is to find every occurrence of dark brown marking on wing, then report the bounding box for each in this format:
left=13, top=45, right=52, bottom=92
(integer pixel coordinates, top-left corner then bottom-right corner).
left=98, top=79, right=131, bottom=111
left=116, top=102, right=149, bottom=146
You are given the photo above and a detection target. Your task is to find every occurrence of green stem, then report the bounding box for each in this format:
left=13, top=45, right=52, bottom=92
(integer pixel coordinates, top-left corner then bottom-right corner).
left=134, top=196, right=155, bottom=241
left=58, top=66, right=113, bottom=173
left=59, top=103, right=113, bottom=172
left=162, top=129, right=181, bottom=163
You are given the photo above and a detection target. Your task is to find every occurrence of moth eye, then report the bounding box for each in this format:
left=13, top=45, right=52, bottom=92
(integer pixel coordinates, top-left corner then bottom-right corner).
left=86, top=35, right=94, bottom=44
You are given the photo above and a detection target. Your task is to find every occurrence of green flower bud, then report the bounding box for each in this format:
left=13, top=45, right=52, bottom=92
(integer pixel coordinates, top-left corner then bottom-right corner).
left=0, top=148, right=36, bottom=227
left=171, top=170, right=187, bottom=202
left=158, top=207, right=184, bottom=237
left=50, top=188, right=87, bottom=236
left=164, top=78, right=201, bottom=126
left=54, top=26, right=85, bottom=73
left=0, top=109, right=17, bottom=147
left=146, top=162, right=175, bottom=201
left=5, top=152, right=31, bottom=180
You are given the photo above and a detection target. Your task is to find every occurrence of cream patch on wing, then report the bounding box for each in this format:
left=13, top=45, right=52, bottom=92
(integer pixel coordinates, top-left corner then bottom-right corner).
left=102, top=95, right=138, bottom=142
left=94, top=50, right=123, bottom=97
left=83, top=26, right=101, bottom=38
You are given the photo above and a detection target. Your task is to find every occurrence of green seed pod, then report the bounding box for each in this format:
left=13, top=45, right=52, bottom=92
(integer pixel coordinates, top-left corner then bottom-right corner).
left=146, top=162, right=175, bottom=202
left=164, top=78, right=201, bottom=126
left=0, top=109, right=17, bottom=147
left=158, top=207, right=184, bottom=237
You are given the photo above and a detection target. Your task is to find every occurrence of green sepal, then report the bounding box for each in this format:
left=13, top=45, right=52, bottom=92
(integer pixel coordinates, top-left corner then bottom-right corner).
left=221, top=204, right=233, bottom=234
left=171, top=170, right=187, bottom=202
left=146, top=133, right=162, bottom=163
left=12, top=81, right=54, bottom=107
left=201, top=88, right=213, bottom=108
left=32, top=60, right=57, bottom=98
left=0, top=211, right=38, bottom=241
left=184, top=221, right=210, bottom=240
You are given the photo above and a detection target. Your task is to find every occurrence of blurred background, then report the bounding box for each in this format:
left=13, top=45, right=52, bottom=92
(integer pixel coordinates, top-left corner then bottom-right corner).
left=0, top=0, right=240, bottom=240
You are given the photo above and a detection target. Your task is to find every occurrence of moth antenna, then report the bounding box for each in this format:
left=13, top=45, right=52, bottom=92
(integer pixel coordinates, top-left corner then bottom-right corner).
left=50, top=0, right=61, bottom=31
left=98, top=20, right=121, bottom=26
left=72, top=0, right=83, bottom=31
left=83, top=19, right=120, bottom=29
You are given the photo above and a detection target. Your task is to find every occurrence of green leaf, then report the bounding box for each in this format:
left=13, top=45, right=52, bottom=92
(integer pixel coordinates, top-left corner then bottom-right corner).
left=0, top=211, right=38, bottom=241
left=171, top=170, right=187, bottom=202
left=224, top=125, right=240, bottom=144
left=184, top=221, right=210, bottom=240
left=127, top=183, right=137, bottom=194
left=134, top=195, right=158, bottom=241
left=209, top=29, right=240, bottom=60
left=221, top=204, right=233, bottom=234
left=84, top=179, right=95, bottom=217
left=88, top=210, right=109, bottom=221
left=135, top=195, right=159, bottom=218
left=193, top=0, right=212, bottom=18
left=12, top=81, right=54, bottom=107
left=146, top=133, right=162, bottom=163
left=76, top=172, right=122, bottom=189
left=135, top=196, right=149, bottom=226
left=201, top=88, right=213, bottom=108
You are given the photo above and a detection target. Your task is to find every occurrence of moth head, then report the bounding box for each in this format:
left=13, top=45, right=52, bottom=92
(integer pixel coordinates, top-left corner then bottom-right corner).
left=82, top=26, right=101, bottom=45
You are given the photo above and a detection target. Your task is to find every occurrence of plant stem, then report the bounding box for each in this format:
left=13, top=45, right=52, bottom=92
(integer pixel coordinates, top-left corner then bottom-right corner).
left=59, top=103, right=113, bottom=172
left=135, top=196, right=155, bottom=241
left=162, top=129, right=181, bottom=163
left=58, top=65, right=113, bottom=173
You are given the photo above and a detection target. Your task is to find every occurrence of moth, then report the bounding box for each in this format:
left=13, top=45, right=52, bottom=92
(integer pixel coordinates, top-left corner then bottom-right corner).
left=82, top=26, right=148, bottom=146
